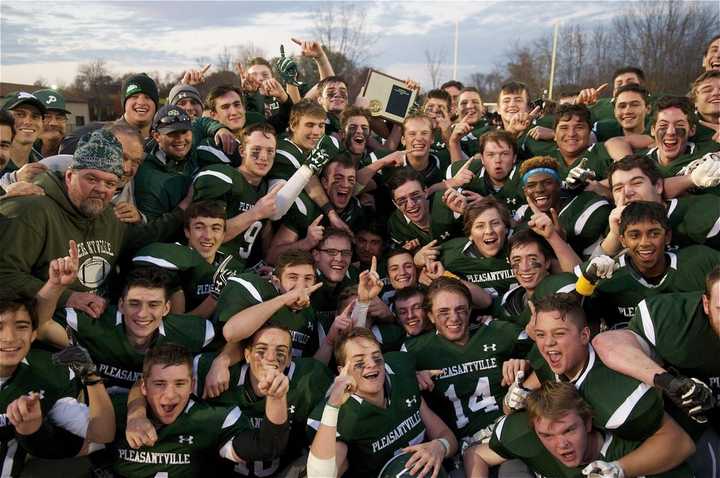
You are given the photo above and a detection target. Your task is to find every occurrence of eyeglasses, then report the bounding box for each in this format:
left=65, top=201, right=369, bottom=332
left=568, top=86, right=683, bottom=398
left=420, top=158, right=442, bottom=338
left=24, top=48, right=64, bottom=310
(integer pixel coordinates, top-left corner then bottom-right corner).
left=394, top=192, right=425, bottom=210
left=318, top=248, right=353, bottom=258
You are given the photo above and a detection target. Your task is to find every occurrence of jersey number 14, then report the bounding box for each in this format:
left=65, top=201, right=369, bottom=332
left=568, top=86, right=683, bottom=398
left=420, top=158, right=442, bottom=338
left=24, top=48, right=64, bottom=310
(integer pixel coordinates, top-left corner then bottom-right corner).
left=443, top=377, right=499, bottom=429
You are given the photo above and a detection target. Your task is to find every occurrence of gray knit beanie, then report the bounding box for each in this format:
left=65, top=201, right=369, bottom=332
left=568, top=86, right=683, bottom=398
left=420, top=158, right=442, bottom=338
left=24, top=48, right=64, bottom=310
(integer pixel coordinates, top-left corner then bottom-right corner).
left=71, top=129, right=124, bottom=178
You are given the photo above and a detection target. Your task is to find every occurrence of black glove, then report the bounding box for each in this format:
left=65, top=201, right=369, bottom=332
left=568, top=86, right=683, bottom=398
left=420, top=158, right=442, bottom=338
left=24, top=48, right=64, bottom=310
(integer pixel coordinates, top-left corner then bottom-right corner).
left=275, top=45, right=300, bottom=87
left=52, top=345, right=98, bottom=385
left=654, top=372, right=716, bottom=423
left=210, top=254, right=236, bottom=300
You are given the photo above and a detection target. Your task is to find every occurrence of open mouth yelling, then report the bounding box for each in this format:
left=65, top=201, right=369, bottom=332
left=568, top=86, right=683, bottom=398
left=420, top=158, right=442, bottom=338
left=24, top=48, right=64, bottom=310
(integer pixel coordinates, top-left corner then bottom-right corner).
left=545, top=350, right=562, bottom=369
left=558, top=449, right=576, bottom=464
left=532, top=195, right=551, bottom=210
left=362, top=370, right=380, bottom=383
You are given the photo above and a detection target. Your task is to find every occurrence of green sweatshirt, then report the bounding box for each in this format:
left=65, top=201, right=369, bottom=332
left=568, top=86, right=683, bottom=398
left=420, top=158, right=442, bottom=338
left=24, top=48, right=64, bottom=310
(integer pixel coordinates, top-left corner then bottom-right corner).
left=0, top=171, right=183, bottom=305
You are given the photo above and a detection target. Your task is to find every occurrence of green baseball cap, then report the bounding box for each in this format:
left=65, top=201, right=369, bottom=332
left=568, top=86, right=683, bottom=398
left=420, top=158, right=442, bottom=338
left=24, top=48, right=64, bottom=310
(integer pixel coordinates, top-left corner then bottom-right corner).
left=33, top=89, right=72, bottom=115
left=2, top=91, right=47, bottom=115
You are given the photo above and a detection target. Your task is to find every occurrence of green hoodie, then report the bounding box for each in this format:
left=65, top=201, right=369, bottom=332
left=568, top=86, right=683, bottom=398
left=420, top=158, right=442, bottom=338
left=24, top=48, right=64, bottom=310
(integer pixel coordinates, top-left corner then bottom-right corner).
left=0, top=171, right=183, bottom=305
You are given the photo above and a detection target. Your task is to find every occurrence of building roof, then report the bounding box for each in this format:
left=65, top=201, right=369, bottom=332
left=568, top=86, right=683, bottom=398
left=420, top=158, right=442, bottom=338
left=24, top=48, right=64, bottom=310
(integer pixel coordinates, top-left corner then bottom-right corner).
left=0, top=82, right=87, bottom=104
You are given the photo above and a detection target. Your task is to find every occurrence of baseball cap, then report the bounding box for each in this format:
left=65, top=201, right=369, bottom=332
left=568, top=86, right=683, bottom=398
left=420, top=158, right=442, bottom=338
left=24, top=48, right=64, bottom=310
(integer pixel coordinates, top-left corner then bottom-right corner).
left=168, top=84, right=203, bottom=106
left=2, top=91, right=47, bottom=115
left=33, top=89, right=72, bottom=115
left=152, top=104, right=192, bottom=134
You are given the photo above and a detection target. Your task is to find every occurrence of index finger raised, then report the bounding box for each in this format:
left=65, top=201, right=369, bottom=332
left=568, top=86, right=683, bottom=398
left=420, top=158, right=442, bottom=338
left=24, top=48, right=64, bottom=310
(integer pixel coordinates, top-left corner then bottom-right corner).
left=529, top=105, right=542, bottom=118
left=290, top=37, right=302, bottom=46
left=370, top=255, right=377, bottom=275
left=200, top=64, right=211, bottom=74
left=596, top=83, right=609, bottom=94
left=311, top=214, right=324, bottom=226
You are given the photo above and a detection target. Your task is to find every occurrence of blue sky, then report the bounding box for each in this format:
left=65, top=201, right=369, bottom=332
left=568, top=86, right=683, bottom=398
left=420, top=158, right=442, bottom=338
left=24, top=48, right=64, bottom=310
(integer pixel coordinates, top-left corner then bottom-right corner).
left=1, top=1, right=631, bottom=89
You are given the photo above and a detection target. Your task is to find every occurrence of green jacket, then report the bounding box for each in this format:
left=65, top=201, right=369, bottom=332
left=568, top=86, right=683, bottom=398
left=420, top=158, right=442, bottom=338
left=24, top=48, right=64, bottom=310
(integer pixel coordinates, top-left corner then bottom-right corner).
left=0, top=171, right=183, bottom=305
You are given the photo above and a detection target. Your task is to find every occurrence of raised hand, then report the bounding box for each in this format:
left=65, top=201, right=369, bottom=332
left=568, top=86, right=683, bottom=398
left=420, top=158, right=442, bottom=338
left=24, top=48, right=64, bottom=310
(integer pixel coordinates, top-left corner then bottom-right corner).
left=7, top=392, right=43, bottom=435
left=575, top=83, right=608, bottom=106
left=181, top=64, right=211, bottom=86
left=327, top=361, right=357, bottom=408
left=358, top=256, right=384, bottom=302
left=305, top=214, right=325, bottom=248
left=283, top=281, right=323, bottom=310
left=49, top=240, right=79, bottom=287
left=291, top=37, right=323, bottom=58
left=414, top=240, right=440, bottom=267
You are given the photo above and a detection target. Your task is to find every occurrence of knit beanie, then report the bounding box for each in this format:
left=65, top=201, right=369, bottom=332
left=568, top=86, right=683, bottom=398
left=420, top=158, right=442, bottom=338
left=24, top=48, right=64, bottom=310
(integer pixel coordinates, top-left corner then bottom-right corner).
left=121, top=73, right=159, bottom=107
left=71, top=129, right=124, bottom=178
left=168, top=83, right=203, bottom=106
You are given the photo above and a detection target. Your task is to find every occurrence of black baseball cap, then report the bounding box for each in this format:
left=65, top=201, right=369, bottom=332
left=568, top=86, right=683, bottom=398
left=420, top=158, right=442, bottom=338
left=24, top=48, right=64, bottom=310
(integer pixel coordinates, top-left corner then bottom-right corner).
left=152, top=104, right=191, bottom=134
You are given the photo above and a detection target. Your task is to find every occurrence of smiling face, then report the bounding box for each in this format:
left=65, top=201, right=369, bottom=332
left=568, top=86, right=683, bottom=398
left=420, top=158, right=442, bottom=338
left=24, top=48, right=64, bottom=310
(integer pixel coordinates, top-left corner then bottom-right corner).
left=458, top=91, right=484, bottom=125
left=555, top=115, right=590, bottom=160
left=651, top=107, right=695, bottom=164
left=693, top=77, right=720, bottom=121
left=119, top=286, right=170, bottom=347
left=610, top=167, right=663, bottom=206
left=313, top=235, right=352, bottom=284
left=124, top=93, right=156, bottom=128
left=387, top=253, right=417, bottom=290
left=210, top=91, right=246, bottom=132
left=239, top=130, right=276, bottom=183
left=10, top=105, right=42, bottom=146
left=469, top=208, right=507, bottom=258
left=274, top=263, right=316, bottom=310
left=392, top=180, right=429, bottom=225
left=176, top=97, right=203, bottom=120
left=423, top=98, right=450, bottom=129
left=0, top=306, right=36, bottom=377
left=395, top=293, right=426, bottom=336
left=142, top=363, right=193, bottom=425
left=291, top=114, right=325, bottom=151
left=342, top=115, right=370, bottom=155
left=534, top=309, right=590, bottom=377
left=247, top=64, right=273, bottom=96
left=523, top=172, right=560, bottom=213
left=534, top=410, right=592, bottom=467
left=319, top=81, right=349, bottom=114
left=428, top=290, right=470, bottom=345
left=498, top=89, right=530, bottom=127
left=185, top=216, right=225, bottom=263
left=481, top=140, right=516, bottom=186
left=321, top=162, right=356, bottom=211
left=402, top=117, right=432, bottom=161
left=41, top=110, right=68, bottom=143
left=0, top=124, right=12, bottom=170
left=341, top=337, right=385, bottom=398
left=65, top=168, right=119, bottom=218
left=509, top=242, right=550, bottom=293
left=620, top=219, right=670, bottom=277
left=244, top=327, right=292, bottom=394
left=614, top=91, right=649, bottom=134
left=153, top=129, right=192, bottom=159
left=703, top=38, right=720, bottom=72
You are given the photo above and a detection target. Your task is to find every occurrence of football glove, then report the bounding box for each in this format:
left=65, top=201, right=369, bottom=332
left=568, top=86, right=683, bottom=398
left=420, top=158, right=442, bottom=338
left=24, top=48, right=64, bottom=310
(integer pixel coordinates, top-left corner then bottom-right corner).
left=303, top=135, right=339, bottom=174
left=503, top=371, right=530, bottom=411
left=681, top=152, right=720, bottom=188
left=563, top=158, right=596, bottom=190
left=653, top=372, right=716, bottom=423
left=582, top=460, right=625, bottom=478
left=53, top=345, right=97, bottom=384
left=275, top=45, right=300, bottom=86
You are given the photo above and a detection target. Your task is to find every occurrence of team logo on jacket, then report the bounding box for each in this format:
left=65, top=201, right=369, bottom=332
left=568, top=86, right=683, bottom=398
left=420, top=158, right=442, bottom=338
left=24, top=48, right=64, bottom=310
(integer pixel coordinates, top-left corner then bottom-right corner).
left=78, top=256, right=112, bottom=288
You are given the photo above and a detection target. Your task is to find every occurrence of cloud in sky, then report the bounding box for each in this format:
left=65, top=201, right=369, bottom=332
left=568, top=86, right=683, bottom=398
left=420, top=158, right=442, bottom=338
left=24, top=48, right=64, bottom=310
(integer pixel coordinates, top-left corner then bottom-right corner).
left=1, top=1, right=628, bottom=88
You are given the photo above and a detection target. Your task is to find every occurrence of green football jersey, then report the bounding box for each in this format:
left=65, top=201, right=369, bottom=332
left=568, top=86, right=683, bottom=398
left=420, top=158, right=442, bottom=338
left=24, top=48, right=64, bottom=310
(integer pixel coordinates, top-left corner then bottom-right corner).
left=444, top=159, right=525, bottom=215
left=489, top=412, right=691, bottom=478
left=547, top=345, right=664, bottom=441
left=281, top=191, right=366, bottom=240
left=440, top=238, right=517, bottom=299
left=0, top=348, right=81, bottom=477
left=494, top=273, right=578, bottom=327
left=515, top=191, right=611, bottom=257
left=388, top=201, right=457, bottom=251
left=112, top=395, right=252, bottom=477
left=459, top=121, right=492, bottom=158
left=543, top=144, right=614, bottom=181
left=580, top=246, right=720, bottom=329
left=133, top=243, right=242, bottom=310
left=193, top=164, right=269, bottom=267
left=643, top=141, right=719, bottom=178
left=666, top=195, right=720, bottom=249
left=629, top=292, right=720, bottom=430
left=54, top=306, right=215, bottom=392
left=269, top=137, right=305, bottom=181
left=370, top=322, right=410, bottom=354
left=588, top=97, right=615, bottom=123
left=215, top=273, right=321, bottom=358
left=306, top=352, right=426, bottom=478
left=195, top=355, right=332, bottom=477
left=402, top=321, right=527, bottom=438
left=375, top=154, right=451, bottom=190
left=311, top=267, right=360, bottom=327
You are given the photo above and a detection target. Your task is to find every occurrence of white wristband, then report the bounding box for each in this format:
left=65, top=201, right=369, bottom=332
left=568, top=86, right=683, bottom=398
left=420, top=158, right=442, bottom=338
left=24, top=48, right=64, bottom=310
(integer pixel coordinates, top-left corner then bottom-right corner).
left=321, top=404, right=339, bottom=427
left=436, top=438, right=450, bottom=457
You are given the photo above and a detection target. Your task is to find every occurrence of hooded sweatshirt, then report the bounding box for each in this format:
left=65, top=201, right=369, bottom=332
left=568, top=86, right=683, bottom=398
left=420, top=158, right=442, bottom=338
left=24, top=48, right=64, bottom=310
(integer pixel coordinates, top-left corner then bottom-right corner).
left=0, top=171, right=183, bottom=305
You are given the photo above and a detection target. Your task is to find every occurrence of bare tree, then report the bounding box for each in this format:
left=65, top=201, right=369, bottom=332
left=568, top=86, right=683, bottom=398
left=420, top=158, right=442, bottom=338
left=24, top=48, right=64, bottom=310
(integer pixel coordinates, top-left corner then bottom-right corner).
left=424, top=48, right=446, bottom=89
left=216, top=46, right=234, bottom=72
left=311, top=2, right=379, bottom=68
left=236, top=42, right=268, bottom=66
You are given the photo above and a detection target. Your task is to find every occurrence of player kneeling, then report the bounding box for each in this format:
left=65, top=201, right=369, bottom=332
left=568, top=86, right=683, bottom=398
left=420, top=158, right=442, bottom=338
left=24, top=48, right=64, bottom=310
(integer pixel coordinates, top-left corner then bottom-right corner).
left=306, top=327, right=458, bottom=478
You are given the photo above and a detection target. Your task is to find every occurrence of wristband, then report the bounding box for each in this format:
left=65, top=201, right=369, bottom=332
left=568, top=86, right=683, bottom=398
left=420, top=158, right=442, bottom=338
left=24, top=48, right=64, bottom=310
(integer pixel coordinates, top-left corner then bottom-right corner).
left=575, top=274, right=596, bottom=296
left=436, top=438, right=450, bottom=457
left=84, top=377, right=104, bottom=386
left=321, top=403, right=339, bottom=427
left=320, top=203, right=334, bottom=215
